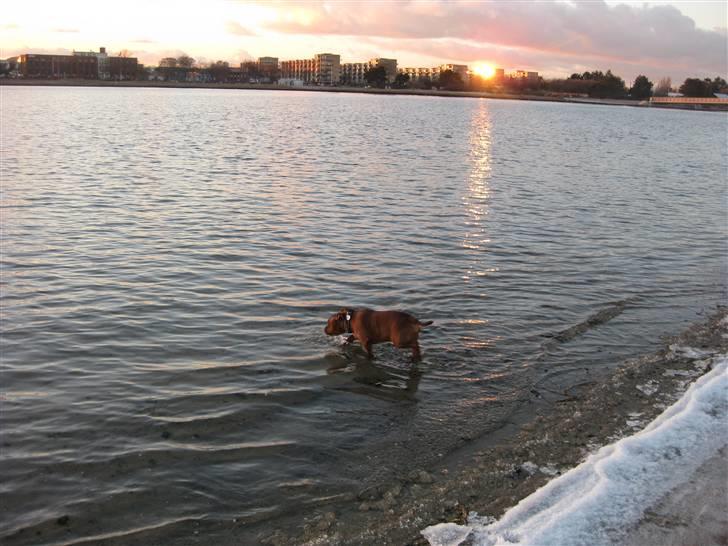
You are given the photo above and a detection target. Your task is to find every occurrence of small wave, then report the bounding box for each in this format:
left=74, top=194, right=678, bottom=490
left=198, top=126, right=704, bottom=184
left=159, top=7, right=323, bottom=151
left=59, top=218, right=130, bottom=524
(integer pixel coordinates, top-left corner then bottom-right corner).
left=544, top=299, right=634, bottom=345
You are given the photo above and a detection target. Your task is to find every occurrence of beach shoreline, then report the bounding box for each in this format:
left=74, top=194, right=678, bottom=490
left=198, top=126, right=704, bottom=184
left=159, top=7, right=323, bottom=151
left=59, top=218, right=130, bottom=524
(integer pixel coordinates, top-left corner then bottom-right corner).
left=256, top=307, right=727, bottom=545
left=2, top=78, right=724, bottom=111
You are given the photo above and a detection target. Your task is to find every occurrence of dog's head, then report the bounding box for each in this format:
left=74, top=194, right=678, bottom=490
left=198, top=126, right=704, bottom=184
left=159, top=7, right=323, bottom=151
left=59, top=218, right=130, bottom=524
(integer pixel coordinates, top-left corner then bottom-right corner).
left=324, top=308, right=351, bottom=336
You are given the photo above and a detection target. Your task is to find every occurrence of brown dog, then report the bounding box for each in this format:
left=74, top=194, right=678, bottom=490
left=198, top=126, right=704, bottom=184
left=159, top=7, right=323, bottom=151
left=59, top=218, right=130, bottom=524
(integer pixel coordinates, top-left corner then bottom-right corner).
left=325, top=308, right=433, bottom=361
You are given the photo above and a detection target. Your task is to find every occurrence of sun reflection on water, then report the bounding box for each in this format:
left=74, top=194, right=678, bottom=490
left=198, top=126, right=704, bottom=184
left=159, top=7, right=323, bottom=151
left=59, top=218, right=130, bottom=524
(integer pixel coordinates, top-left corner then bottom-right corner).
left=462, top=101, right=494, bottom=281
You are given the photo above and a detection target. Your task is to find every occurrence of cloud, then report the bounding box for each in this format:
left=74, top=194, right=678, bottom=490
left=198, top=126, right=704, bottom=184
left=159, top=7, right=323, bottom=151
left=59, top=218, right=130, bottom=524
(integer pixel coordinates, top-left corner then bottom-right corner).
left=257, top=0, right=727, bottom=78
left=51, top=28, right=80, bottom=33
left=1, top=46, right=73, bottom=58
left=130, top=38, right=157, bottom=44
left=236, top=49, right=254, bottom=61
left=1, top=23, right=19, bottom=30
left=225, top=21, right=256, bottom=36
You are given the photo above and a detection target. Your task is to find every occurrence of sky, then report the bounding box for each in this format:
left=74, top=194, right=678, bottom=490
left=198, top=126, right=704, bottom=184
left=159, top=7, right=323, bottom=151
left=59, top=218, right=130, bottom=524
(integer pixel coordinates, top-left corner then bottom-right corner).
left=1, top=0, right=726, bottom=83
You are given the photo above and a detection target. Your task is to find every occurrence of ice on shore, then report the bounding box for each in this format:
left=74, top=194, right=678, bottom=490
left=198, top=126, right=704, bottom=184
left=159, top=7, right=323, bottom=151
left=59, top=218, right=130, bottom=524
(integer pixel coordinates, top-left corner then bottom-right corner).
left=422, top=354, right=728, bottom=546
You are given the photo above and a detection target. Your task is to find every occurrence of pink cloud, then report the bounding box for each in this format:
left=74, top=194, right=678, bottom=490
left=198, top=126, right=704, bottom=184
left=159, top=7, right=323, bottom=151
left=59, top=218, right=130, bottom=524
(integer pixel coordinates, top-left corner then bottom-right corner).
left=259, top=0, right=726, bottom=79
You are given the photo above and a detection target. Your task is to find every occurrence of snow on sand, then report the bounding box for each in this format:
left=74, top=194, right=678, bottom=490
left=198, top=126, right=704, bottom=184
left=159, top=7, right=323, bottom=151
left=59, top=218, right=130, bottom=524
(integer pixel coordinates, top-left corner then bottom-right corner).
left=422, top=355, right=728, bottom=546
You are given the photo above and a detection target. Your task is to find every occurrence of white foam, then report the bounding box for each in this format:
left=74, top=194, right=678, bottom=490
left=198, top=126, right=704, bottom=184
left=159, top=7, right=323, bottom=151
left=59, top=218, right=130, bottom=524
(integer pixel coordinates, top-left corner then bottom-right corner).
left=422, top=355, right=728, bottom=546
left=668, top=344, right=714, bottom=359
left=635, top=379, right=659, bottom=396
left=421, top=523, right=473, bottom=546
left=520, top=461, right=560, bottom=477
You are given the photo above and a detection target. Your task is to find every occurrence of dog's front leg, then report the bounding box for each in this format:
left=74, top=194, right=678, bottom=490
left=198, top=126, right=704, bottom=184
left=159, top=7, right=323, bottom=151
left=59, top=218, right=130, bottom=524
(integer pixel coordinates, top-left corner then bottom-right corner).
left=344, top=335, right=356, bottom=344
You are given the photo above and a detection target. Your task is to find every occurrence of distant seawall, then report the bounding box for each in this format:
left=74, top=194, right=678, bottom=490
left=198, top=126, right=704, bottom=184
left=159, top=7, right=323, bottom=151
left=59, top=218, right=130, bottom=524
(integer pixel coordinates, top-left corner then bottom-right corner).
left=2, top=79, right=726, bottom=111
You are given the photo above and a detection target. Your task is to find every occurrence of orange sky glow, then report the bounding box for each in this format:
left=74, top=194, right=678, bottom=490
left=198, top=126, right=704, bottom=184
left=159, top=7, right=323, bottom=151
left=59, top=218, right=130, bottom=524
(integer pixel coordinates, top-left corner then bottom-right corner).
left=1, top=1, right=726, bottom=82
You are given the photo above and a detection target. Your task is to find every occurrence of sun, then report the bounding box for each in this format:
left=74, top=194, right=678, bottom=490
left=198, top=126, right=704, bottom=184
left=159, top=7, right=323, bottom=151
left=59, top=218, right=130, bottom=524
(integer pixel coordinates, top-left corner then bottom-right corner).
left=473, top=63, right=496, bottom=79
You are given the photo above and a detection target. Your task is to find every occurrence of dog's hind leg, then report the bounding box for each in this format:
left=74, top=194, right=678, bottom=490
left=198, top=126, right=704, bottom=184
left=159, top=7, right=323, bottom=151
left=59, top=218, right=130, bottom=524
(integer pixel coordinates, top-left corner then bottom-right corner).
left=362, top=338, right=374, bottom=359
left=411, top=343, right=422, bottom=362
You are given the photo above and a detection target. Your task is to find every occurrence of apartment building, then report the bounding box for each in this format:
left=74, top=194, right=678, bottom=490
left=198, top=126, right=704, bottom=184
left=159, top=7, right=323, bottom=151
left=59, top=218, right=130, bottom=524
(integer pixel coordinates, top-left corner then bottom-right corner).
left=513, top=70, right=539, bottom=81
left=440, top=64, right=469, bottom=82
left=281, top=53, right=340, bottom=85
left=340, top=58, right=398, bottom=86
left=398, top=66, right=441, bottom=81
left=398, top=64, right=469, bottom=83
left=257, top=56, right=279, bottom=76
left=371, top=58, right=397, bottom=83
left=340, top=62, right=369, bottom=85
left=315, top=53, right=340, bottom=85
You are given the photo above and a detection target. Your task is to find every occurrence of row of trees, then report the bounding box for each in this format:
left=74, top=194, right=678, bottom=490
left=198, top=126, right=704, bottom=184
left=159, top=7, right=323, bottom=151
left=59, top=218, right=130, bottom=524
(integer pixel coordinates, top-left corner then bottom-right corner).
left=468, top=70, right=727, bottom=100
left=677, top=77, right=727, bottom=97
left=157, top=56, right=234, bottom=82
left=153, top=55, right=727, bottom=99
left=368, top=65, right=727, bottom=99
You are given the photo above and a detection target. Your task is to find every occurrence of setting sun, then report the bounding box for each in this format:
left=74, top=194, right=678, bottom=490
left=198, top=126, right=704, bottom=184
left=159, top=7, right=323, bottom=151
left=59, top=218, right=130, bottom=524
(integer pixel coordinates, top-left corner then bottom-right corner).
left=473, top=63, right=496, bottom=79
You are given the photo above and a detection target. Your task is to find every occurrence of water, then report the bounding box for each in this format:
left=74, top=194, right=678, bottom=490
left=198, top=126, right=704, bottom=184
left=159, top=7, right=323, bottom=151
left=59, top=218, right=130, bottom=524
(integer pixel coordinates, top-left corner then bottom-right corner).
left=1, top=86, right=725, bottom=544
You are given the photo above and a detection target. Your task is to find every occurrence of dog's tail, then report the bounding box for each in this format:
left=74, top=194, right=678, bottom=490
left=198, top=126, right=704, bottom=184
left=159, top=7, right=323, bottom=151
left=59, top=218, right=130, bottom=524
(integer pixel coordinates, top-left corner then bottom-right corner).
left=418, top=320, right=434, bottom=329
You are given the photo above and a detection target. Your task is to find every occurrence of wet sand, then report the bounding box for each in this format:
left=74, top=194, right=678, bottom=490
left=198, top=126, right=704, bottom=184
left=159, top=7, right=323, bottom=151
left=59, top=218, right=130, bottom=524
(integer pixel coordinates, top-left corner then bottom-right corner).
left=258, top=307, right=727, bottom=545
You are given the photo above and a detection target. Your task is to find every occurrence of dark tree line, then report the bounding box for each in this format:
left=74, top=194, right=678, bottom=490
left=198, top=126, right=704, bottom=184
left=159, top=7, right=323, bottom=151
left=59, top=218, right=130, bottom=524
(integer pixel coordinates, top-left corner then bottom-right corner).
left=148, top=55, right=728, bottom=98
left=566, top=70, right=627, bottom=98
left=678, top=77, right=727, bottom=97
left=364, top=66, right=387, bottom=88
left=437, top=70, right=465, bottom=91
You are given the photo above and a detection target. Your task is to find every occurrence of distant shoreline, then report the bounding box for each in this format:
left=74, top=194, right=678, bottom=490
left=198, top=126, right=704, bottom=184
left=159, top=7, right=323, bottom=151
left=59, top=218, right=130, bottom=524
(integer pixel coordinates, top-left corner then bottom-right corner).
left=2, top=79, right=725, bottom=111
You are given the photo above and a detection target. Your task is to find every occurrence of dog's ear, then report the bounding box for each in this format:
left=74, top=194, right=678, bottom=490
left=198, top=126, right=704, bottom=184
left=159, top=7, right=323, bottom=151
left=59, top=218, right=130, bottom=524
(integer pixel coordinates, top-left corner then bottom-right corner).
left=339, top=308, right=348, bottom=314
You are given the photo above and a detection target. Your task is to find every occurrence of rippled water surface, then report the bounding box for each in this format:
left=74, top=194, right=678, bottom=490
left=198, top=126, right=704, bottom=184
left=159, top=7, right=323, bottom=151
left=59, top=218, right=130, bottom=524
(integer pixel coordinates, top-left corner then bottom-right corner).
left=1, top=87, right=726, bottom=544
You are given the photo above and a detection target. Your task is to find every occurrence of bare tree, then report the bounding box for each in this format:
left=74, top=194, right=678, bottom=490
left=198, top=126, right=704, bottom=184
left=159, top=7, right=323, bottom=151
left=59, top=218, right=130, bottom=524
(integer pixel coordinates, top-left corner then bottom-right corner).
left=208, top=61, right=230, bottom=83
left=177, top=55, right=195, bottom=68
left=117, top=49, right=132, bottom=58
left=653, top=77, right=672, bottom=97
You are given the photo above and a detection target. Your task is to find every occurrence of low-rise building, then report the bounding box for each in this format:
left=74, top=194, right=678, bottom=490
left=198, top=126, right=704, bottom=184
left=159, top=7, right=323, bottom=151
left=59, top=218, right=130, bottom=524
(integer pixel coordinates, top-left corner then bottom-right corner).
left=440, top=63, right=469, bottom=83
left=17, top=53, right=98, bottom=79
left=257, top=56, right=279, bottom=77
left=399, top=66, right=440, bottom=81
left=278, top=78, right=304, bottom=87
left=73, top=47, right=109, bottom=78
left=107, top=56, right=138, bottom=80
left=227, top=67, right=245, bottom=83
left=513, top=70, right=539, bottom=81
left=398, top=63, right=469, bottom=83
left=16, top=47, right=138, bottom=80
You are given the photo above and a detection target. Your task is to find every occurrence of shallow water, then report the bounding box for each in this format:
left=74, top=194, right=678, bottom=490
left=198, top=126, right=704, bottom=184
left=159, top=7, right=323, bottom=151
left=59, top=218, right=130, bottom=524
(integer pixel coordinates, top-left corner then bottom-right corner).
left=1, top=87, right=726, bottom=543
